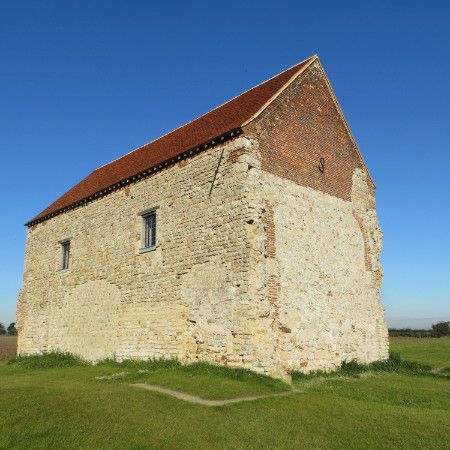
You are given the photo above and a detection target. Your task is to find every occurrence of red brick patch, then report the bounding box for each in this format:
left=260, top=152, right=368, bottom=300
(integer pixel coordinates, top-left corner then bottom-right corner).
left=264, top=201, right=276, bottom=258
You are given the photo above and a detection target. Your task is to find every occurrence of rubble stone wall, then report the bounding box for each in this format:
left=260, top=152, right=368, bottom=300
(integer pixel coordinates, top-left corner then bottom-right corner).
left=17, top=59, right=388, bottom=380
left=244, top=165, right=388, bottom=374
left=17, top=137, right=271, bottom=372
left=242, top=60, right=388, bottom=374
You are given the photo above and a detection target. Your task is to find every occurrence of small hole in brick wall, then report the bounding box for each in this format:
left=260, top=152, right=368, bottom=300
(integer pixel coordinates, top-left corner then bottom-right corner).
left=318, top=157, right=325, bottom=173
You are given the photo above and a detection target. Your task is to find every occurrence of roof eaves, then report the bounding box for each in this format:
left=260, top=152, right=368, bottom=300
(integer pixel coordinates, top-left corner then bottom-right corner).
left=25, top=128, right=243, bottom=228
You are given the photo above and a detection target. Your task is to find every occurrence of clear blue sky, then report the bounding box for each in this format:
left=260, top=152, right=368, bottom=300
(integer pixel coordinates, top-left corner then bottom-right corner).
left=1, top=1, right=449, bottom=329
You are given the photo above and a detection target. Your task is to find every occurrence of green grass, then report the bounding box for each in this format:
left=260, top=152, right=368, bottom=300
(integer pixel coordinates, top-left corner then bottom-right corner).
left=6, top=354, right=289, bottom=400
left=127, top=363, right=289, bottom=400
left=293, top=372, right=449, bottom=411
left=292, top=351, right=437, bottom=380
left=390, top=336, right=450, bottom=369
left=8, top=351, right=88, bottom=369
left=0, top=339, right=449, bottom=449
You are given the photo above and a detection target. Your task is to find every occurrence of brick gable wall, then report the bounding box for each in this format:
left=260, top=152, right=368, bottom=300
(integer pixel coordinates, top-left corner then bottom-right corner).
left=244, top=60, right=372, bottom=201
left=241, top=61, right=388, bottom=373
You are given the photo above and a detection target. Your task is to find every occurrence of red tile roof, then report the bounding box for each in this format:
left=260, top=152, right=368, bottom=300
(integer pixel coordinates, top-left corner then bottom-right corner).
left=27, top=55, right=317, bottom=226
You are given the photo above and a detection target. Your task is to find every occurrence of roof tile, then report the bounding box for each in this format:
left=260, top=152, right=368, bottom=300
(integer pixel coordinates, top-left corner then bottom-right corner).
left=28, top=55, right=315, bottom=225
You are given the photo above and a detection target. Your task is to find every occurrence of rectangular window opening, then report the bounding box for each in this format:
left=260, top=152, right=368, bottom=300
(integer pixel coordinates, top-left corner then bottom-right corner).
left=141, top=210, right=157, bottom=250
left=60, top=240, right=70, bottom=270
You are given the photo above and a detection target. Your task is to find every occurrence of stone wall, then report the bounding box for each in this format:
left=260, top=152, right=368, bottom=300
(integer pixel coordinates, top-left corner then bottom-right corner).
left=17, top=137, right=264, bottom=370
left=243, top=164, right=388, bottom=374
left=242, top=60, right=389, bottom=374
left=17, top=59, right=388, bottom=380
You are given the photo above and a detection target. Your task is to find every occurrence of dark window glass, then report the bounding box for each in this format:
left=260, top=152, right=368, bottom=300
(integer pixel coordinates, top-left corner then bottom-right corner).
left=61, top=241, right=70, bottom=270
left=143, top=211, right=156, bottom=248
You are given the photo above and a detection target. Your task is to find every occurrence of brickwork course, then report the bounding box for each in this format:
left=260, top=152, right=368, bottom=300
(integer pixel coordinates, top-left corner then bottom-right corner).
left=17, top=55, right=388, bottom=381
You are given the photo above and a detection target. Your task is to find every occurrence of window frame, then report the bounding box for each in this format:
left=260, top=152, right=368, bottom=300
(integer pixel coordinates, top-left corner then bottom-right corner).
left=139, top=207, right=158, bottom=253
left=59, top=239, right=71, bottom=271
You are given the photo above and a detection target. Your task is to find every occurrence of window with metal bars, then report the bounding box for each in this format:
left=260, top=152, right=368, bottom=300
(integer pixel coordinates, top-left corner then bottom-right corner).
left=60, top=240, right=70, bottom=270
left=142, top=210, right=156, bottom=249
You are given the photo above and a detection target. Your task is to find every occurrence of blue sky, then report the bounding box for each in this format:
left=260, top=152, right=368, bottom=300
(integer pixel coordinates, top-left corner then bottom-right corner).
left=1, top=1, right=449, bottom=328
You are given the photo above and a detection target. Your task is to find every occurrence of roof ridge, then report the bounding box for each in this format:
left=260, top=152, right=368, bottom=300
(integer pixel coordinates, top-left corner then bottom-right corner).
left=242, top=54, right=318, bottom=126
left=96, top=55, right=317, bottom=171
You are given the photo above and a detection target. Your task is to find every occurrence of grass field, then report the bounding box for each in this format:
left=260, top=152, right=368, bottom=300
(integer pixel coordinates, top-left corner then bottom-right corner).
left=0, top=338, right=448, bottom=449
left=390, top=336, right=450, bottom=371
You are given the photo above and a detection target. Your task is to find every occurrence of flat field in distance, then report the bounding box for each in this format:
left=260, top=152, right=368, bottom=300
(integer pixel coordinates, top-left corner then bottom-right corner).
left=0, top=336, right=17, bottom=360
left=390, top=336, right=450, bottom=370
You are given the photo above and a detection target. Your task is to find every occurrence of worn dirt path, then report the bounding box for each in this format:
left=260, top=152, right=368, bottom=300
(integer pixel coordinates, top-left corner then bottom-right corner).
left=131, top=383, right=302, bottom=406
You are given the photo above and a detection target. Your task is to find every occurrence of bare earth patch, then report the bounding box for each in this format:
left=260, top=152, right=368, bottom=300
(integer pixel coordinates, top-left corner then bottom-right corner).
left=95, top=369, right=150, bottom=380
left=0, top=336, right=17, bottom=360
left=131, top=382, right=301, bottom=406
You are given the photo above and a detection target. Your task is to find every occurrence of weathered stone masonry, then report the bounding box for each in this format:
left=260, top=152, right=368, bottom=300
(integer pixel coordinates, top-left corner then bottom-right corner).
left=17, top=56, right=388, bottom=380
left=241, top=60, right=388, bottom=373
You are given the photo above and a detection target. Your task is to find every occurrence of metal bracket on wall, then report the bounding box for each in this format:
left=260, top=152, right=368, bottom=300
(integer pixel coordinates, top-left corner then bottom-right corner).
left=208, top=147, right=225, bottom=197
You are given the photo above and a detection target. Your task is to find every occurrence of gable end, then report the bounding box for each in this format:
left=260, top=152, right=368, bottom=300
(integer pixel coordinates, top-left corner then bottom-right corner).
left=243, top=58, right=374, bottom=201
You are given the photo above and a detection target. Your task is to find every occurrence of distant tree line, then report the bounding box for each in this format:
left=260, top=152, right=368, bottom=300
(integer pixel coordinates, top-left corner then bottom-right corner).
left=0, top=322, right=17, bottom=336
left=389, top=321, right=449, bottom=338
left=2, top=321, right=449, bottom=338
